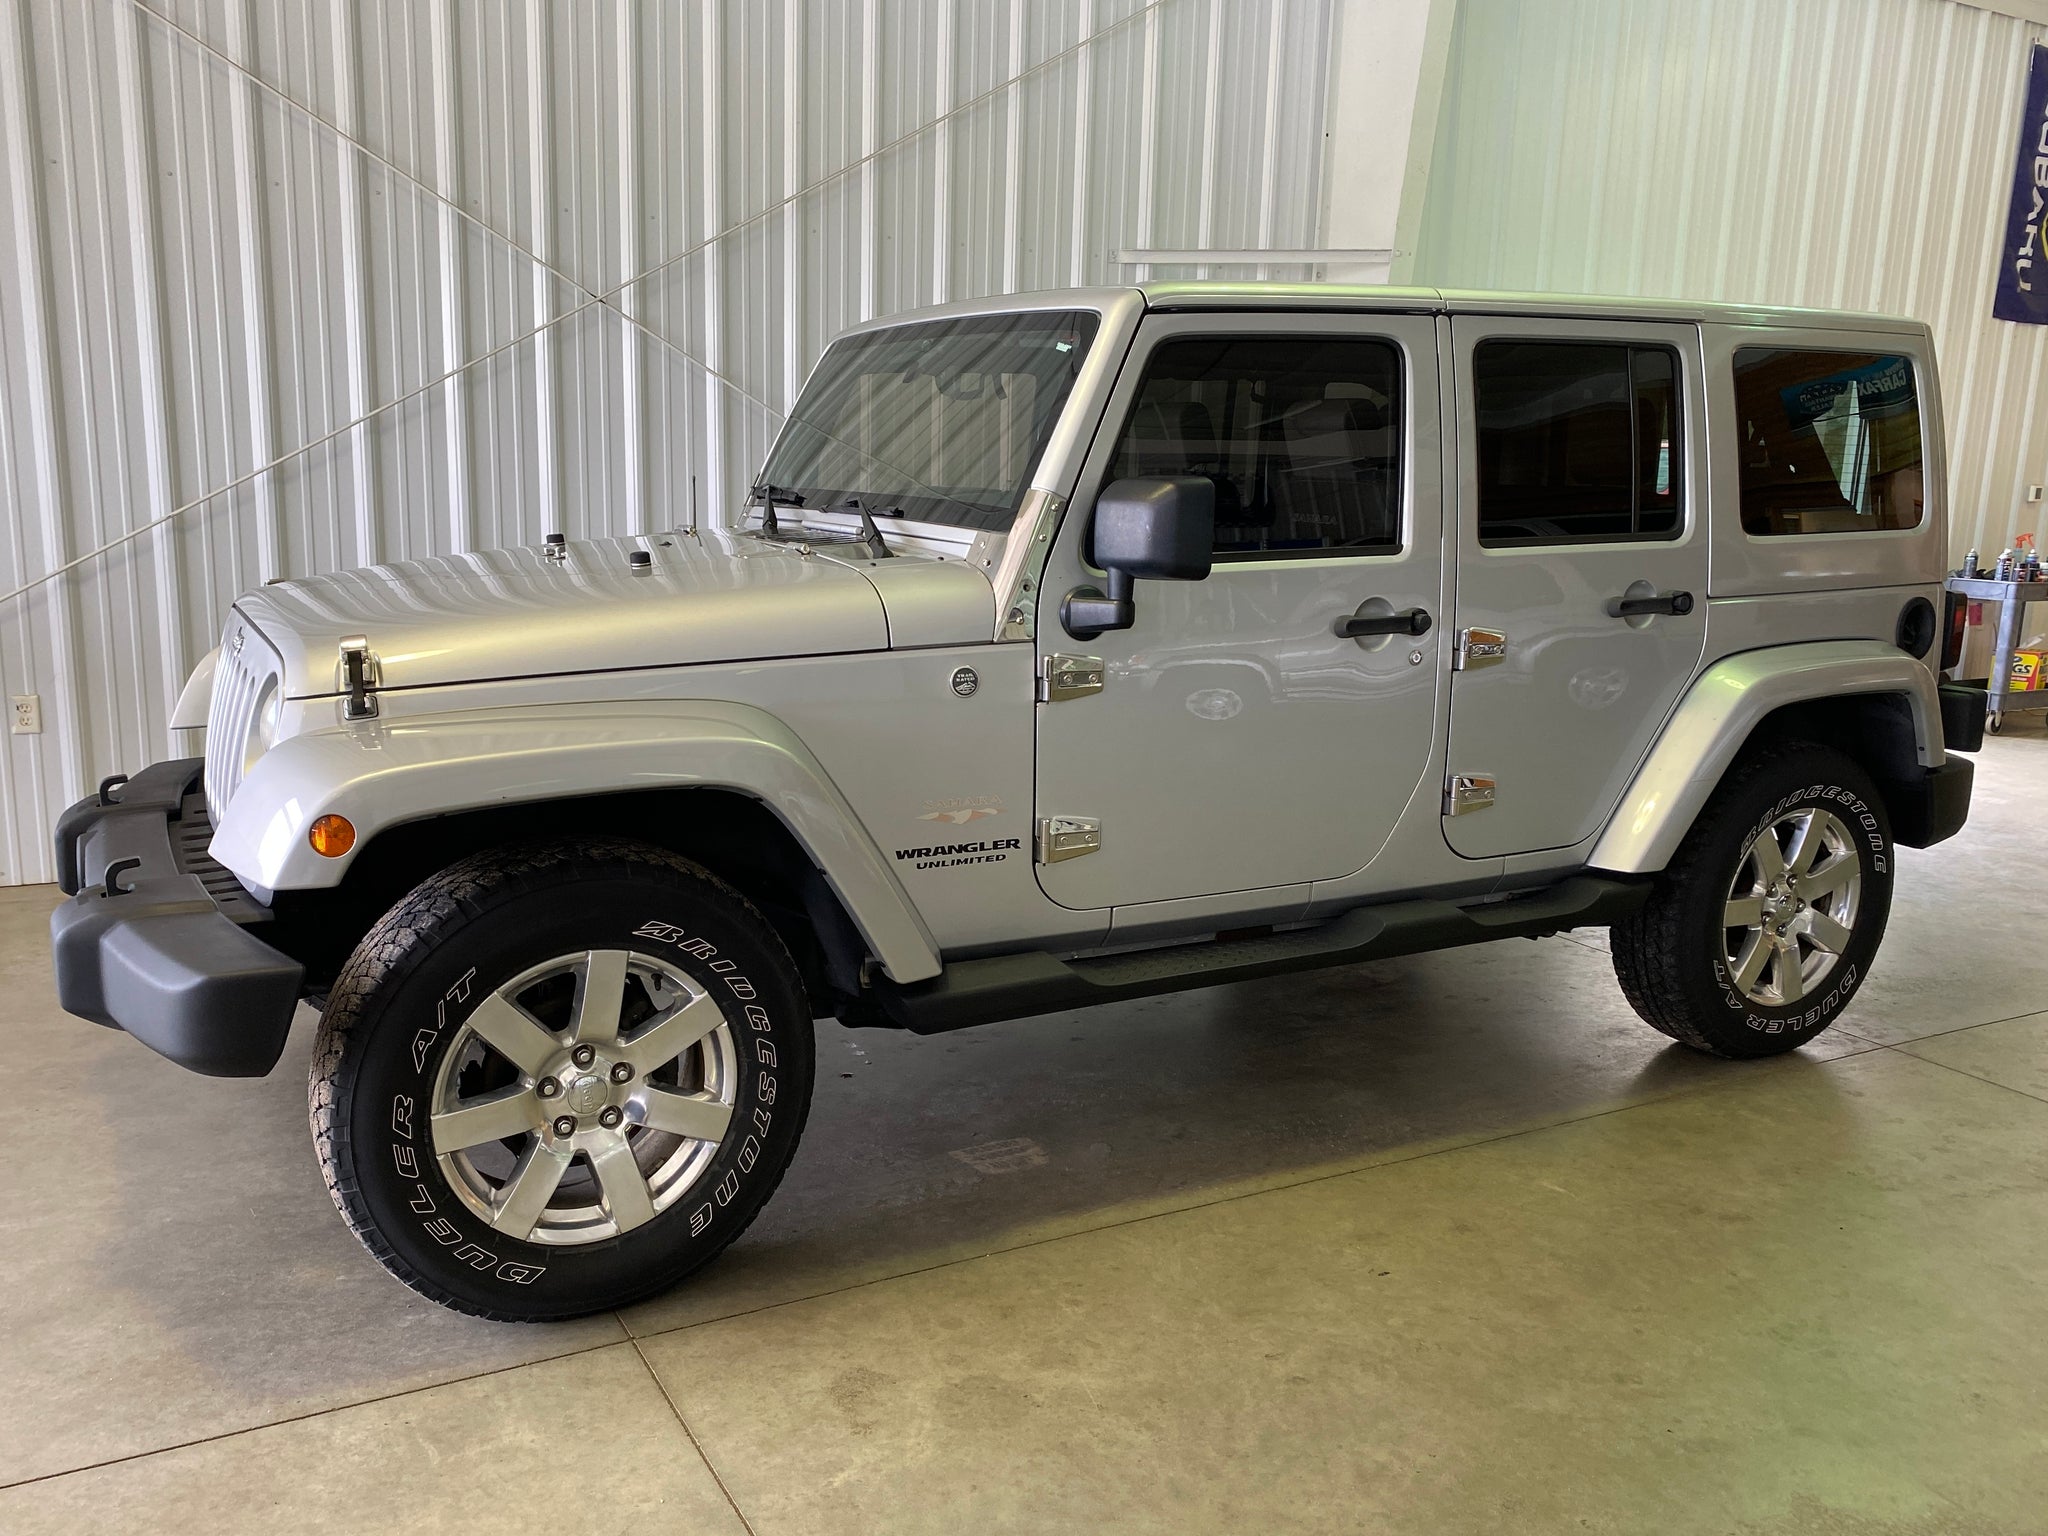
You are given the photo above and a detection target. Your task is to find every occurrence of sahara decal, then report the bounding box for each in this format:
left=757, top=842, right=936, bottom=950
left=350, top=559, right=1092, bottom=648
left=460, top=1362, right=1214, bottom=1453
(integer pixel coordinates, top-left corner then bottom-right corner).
left=918, top=794, right=1006, bottom=825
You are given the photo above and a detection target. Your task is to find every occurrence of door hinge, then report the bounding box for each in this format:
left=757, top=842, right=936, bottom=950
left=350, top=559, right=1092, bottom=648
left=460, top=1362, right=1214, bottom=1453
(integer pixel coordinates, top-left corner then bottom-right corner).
left=1454, top=627, right=1508, bottom=671
left=1037, top=815, right=1102, bottom=863
left=1444, top=773, right=1497, bottom=815
left=339, top=635, right=381, bottom=720
left=1038, top=653, right=1105, bottom=703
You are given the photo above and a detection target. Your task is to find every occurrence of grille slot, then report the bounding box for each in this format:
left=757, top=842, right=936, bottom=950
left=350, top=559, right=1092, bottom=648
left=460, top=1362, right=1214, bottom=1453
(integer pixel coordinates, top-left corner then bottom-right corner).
left=203, top=616, right=281, bottom=828
left=172, top=790, right=269, bottom=923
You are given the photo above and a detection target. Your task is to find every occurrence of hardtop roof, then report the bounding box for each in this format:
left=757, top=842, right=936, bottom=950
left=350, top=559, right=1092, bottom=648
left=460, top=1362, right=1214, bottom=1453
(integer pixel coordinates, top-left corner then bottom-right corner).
left=835, top=283, right=1925, bottom=337
left=1139, top=282, right=1923, bottom=334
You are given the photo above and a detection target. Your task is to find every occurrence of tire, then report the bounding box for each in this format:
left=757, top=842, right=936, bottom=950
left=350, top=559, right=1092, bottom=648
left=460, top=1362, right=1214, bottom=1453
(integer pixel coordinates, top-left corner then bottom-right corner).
left=309, top=840, right=814, bottom=1320
left=1611, top=743, right=1893, bottom=1059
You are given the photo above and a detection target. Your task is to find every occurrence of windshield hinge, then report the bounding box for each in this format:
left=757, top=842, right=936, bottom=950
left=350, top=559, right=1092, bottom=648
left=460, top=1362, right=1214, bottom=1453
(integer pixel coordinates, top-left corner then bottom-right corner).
left=339, top=635, right=380, bottom=720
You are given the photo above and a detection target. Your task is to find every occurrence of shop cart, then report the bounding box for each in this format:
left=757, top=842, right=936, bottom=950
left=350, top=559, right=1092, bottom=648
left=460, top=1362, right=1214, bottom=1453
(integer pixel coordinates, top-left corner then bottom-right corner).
left=1946, top=573, right=2048, bottom=731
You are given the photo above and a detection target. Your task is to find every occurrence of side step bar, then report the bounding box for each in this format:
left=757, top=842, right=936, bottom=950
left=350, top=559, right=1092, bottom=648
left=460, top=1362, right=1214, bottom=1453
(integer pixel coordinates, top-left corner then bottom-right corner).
left=868, top=876, right=1648, bottom=1035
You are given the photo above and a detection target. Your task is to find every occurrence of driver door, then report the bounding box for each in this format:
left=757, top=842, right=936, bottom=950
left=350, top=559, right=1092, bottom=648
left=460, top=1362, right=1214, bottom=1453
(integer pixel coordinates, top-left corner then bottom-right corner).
left=1032, top=312, right=1445, bottom=912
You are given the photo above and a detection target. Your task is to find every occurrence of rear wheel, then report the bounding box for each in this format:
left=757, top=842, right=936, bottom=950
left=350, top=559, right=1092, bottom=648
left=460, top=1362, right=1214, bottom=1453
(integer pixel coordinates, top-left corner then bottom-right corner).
left=1611, top=743, right=1893, bottom=1058
left=310, top=840, right=813, bottom=1319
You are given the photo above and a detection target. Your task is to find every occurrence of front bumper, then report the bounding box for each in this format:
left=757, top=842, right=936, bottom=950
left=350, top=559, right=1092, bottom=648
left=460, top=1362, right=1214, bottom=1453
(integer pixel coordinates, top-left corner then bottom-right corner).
left=49, top=759, right=303, bottom=1077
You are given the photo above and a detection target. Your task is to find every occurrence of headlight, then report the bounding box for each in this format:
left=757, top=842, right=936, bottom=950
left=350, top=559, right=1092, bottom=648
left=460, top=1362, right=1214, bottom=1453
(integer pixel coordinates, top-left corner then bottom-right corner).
left=244, top=678, right=281, bottom=775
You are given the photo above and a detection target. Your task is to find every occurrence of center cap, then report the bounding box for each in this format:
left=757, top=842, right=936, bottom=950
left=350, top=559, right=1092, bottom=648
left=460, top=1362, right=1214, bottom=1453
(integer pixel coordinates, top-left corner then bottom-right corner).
left=565, top=1073, right=610, bottom=1117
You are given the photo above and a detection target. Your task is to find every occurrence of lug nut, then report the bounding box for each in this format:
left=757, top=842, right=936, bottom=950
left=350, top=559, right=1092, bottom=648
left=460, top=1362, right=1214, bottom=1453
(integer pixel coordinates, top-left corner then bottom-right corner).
left=609, top=1062, right=633, bottom=1084
left=598, top=1106, right=624, bottom=1129
left=552, top=1116, right=577, bottom=1137
left=571, top=1044, right=596, bottom=1068
left=537, top=1077, right=561, bottom=1099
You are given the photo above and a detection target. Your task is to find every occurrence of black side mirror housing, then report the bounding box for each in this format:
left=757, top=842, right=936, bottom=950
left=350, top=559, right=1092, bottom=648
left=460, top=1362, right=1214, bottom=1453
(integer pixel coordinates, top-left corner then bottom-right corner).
left=1062, top=476, right=1215, bottom=640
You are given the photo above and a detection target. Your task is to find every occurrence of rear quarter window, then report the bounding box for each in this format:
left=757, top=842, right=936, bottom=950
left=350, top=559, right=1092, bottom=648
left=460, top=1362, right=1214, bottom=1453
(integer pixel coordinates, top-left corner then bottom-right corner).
left=1732, top=349, right=1924, bottom=536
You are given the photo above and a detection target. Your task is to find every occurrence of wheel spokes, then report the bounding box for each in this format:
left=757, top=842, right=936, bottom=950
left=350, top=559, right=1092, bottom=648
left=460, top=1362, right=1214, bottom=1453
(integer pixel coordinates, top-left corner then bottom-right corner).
left=492, top=1142, right=574, bottom=1239
left=1805, top=910, right=1853, bottom=955
left=1749, top=829, right=1787, bottom=884
left=586, top=1131, right=656, bottom=1232
left=572, top=949, right=631, bottom=1046
left=1782, top=810, right=1824, bottom=878
left=1724, top=895, right=1765, bottom=929
left=1774, top=939, right=1806, bottom=1004
left=1795, top=852, right=1856, bottom=903
left=618, top=991, right=726, bottom=1077
left=1731, top=932, right=1771, bottom=996
left=636, top=1086, right=735, bottom=1143
left=432, top=1088, right=538, bottom=1153
left=465, top=993, right=560, bottom=1078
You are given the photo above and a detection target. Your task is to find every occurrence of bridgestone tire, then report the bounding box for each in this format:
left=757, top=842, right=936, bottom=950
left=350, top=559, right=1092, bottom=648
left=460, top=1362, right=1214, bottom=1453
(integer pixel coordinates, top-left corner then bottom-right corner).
left=1610, top=743, right=1893, bottom=1059
left=309, top=840, right=813, bottom=1320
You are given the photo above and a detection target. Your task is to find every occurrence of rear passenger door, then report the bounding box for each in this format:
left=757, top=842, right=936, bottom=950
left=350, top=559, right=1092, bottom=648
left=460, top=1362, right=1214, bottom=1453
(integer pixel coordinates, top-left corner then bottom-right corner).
left=1443, top=316, right=1709, bottom=859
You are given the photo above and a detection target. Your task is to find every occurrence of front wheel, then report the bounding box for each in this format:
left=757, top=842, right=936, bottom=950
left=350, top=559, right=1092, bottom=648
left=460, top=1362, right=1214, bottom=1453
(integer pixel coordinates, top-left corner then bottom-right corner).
left=1611, top=743, right=1893, bottom=1058
left=310, top=840, right=814, bottom=1319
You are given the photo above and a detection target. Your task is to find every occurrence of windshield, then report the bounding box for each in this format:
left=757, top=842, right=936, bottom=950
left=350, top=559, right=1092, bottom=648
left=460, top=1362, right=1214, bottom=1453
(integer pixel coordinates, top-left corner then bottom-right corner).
left=754, top=310, right=1101, bottom=533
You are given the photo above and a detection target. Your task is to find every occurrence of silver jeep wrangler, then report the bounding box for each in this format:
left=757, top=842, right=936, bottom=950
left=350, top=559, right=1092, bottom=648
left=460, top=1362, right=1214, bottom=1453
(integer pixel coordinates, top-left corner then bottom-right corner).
left=50, top=285, right=1984, bottom=1319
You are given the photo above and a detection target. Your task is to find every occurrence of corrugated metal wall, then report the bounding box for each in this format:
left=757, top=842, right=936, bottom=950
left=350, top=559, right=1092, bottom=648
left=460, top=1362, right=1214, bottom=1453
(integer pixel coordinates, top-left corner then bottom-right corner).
left=0, top=0, right=1341, bottom=885
left=1415, top=0, right=2048, bottom=577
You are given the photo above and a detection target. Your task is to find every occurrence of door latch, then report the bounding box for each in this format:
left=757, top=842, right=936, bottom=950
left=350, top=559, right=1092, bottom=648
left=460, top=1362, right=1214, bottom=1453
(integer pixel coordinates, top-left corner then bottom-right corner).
left=1036, top=815, right=1102, bottom=863
left=1605, top=590, right=1694, bottom=619
left=1454, top=628, right=1508, bottom=670
left=1444, top=773, right=1497, bottom=815
left=1038, top=654, right=1105, bottom=703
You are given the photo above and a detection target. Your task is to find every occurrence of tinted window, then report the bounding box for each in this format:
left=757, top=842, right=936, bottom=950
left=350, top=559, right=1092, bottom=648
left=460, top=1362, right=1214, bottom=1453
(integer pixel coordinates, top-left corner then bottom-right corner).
left=1107, top=335, right=1404, bottom=557
left=1732, top=349, right=1923, bottom=535
left=1473, top=341, right=1683, bottom=545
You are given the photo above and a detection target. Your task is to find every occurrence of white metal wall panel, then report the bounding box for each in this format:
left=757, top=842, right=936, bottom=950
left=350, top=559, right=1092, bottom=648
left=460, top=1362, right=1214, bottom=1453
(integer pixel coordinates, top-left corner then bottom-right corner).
left=0, top=0, right=1339, bottom=885
left=1415, top=0, right=2048, bottom=578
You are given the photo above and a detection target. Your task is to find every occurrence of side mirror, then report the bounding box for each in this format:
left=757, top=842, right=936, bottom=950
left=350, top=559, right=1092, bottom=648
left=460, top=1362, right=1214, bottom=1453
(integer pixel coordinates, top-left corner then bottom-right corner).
left=1061, top=476, right=1215, bottom=640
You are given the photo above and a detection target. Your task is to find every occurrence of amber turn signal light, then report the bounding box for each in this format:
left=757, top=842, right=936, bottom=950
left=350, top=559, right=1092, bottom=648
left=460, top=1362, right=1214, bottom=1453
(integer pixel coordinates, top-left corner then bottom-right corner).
left=308, top=814, right=356, bottom=858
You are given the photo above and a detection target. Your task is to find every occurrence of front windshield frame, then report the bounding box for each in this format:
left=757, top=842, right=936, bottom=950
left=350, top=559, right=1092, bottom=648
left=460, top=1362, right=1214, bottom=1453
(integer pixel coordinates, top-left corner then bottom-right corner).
left=751, top=309, right=1104, bottom=538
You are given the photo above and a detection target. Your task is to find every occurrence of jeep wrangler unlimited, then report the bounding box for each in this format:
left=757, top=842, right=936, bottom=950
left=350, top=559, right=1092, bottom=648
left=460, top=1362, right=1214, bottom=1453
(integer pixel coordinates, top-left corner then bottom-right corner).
left=50, top=285, right=1984, bottom=1319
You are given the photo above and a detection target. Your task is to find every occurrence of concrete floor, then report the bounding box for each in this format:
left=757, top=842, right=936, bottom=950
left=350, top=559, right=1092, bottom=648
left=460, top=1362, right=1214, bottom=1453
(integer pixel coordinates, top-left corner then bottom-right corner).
left=2, top=731, right=2045, bottom=1535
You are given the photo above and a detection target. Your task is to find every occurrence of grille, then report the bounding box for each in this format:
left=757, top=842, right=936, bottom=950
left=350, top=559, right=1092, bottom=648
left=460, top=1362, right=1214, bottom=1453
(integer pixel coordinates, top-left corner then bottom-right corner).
left=203, top=614, right=281, bottom=827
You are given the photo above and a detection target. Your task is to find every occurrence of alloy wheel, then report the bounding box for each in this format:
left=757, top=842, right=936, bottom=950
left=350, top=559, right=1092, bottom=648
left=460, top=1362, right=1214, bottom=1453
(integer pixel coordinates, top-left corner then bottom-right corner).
left=1720, top=807, right=1863, bottom=1008
left=429, top=949, right=738, bottom=1245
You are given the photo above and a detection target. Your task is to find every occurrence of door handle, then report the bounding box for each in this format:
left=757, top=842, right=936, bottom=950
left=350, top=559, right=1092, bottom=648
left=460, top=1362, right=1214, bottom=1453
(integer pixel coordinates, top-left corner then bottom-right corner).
left=1334, top=607, right=1432, bottom=639
left=1605, top=590, right=1694, bottom=619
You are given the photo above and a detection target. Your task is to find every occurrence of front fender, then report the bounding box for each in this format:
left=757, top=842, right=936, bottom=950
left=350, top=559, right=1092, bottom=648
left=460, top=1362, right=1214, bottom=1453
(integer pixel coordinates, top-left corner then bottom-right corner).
left=207, top=699, right=942, bottom=983
left=1589, top=640, right=1943, bottom=875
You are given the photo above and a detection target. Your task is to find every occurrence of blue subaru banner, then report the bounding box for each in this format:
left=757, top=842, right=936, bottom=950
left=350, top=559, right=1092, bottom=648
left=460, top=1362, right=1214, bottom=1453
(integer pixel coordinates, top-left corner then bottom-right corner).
left=1995, top=44, right=2048, bottom=324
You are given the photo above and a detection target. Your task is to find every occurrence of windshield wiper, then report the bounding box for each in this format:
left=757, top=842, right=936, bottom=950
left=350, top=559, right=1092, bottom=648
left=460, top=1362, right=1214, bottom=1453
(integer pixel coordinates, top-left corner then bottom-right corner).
left=747, top=482, right=807, bottom=539
left=831, top=498, right=896, bottom=560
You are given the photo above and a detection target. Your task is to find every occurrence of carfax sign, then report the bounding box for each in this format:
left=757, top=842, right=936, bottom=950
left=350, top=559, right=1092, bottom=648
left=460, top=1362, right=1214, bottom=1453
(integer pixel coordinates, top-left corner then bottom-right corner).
left=1994, top=44, right=2048, bottom=325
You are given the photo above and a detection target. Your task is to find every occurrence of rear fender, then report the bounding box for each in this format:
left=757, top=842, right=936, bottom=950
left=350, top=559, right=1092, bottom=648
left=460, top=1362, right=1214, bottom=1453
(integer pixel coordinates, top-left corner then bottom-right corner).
left=207, top=700, right=942, bottom=983
left=1589, top=641, right=1943, bottom=875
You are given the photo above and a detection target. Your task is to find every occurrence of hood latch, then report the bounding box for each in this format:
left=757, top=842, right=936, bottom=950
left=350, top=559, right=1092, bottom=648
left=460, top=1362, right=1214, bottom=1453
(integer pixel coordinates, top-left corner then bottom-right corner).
left=339, top=635, right=381, bottom=720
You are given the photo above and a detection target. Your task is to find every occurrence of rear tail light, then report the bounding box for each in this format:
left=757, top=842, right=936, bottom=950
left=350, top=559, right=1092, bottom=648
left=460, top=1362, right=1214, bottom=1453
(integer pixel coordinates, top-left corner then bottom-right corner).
left=1940, top=591, right=1969, bottom=672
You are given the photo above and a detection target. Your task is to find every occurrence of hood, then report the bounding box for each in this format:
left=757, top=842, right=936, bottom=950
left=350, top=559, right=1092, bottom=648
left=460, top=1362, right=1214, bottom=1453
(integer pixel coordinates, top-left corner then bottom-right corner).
left=236, top=529, right=996, bottom=697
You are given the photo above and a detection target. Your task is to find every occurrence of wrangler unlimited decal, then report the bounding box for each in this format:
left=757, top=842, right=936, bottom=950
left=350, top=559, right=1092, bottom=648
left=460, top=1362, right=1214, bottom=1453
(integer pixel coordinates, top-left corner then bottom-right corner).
left=895, top=837, right=1022, bottom=870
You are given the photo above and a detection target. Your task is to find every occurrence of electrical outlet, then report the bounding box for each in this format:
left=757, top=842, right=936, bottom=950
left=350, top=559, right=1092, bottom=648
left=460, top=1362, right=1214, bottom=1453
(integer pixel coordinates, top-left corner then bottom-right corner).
left=10, top=695, right=41, bottom=734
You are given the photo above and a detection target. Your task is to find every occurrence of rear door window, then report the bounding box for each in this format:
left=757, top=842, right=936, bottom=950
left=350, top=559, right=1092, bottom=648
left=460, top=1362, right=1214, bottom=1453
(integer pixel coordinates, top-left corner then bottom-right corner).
left=1732, top=350, right=1923, bottom=535
left=1472, top=341, right=1683, bottom=546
